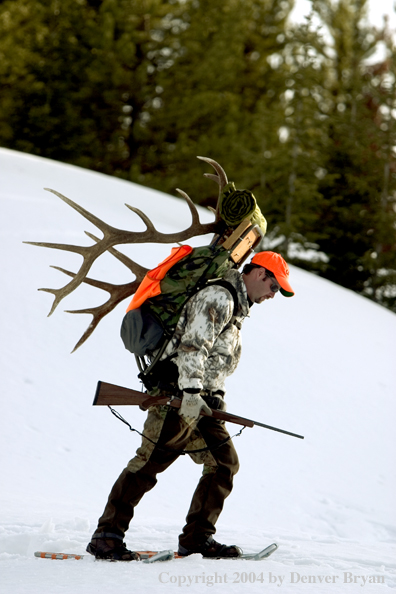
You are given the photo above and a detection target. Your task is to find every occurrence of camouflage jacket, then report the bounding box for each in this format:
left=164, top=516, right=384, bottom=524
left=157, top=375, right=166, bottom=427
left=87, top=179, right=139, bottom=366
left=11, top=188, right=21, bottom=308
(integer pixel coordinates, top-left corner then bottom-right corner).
left=162, top=269, right=251, bottom=394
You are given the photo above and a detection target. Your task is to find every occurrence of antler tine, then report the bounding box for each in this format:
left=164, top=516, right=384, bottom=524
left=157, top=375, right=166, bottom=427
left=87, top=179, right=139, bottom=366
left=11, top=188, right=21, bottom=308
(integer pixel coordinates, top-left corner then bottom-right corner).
left=26, top=239, right=105, bottom=316
left=84, top=231, right=149, bottom=278
left=124, top=204, right=157, bottom=233
left=68, top=271, right=140, bottom=353
left=66, top=280, right=140, bottom=352
left=197, top=156, right=228, bottom=191
left=203, top=173, right=222, bottom=184
left=26, top=162, right=227, bottom=348
left=51, top=266, right=145, bottom=292
left=175, top=188, right=201, bottom=226
left=25, top=188, right=219, bottom=316
left=49, top=233, right=149, bottom=351
left=25, top=188, right=135, bottom=315
left=67, top=280, right=138, bottom=352
left=52, top=266, right=141, bottom=352
left=197, top=156, right=229, bottom=225
left=44, top=188, right=114, bottom=233
left=24, top=240, right=89, bottom=257
left=123, top=200, right=218, bottom=242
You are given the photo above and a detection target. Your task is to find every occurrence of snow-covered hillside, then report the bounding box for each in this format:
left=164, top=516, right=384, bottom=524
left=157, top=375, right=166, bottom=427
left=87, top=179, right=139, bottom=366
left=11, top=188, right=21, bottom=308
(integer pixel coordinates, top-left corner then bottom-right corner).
left=1, top=148, right=395, bottom=593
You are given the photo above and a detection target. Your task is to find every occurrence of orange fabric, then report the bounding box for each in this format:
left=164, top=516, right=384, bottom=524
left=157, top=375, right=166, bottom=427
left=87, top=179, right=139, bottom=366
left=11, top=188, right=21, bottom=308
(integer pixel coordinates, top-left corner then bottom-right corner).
left=126, top=245, right=193, bottom=311
left=251, top=251, right=294, bottom=296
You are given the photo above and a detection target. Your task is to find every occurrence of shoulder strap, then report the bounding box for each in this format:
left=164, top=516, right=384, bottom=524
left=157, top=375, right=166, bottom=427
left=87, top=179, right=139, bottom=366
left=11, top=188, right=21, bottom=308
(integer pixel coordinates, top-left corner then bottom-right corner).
left=138, top=278, right=241, bottom=390
left=207, top=279, right=238, bottom=315
left=205, top=279, right=241, bottom=330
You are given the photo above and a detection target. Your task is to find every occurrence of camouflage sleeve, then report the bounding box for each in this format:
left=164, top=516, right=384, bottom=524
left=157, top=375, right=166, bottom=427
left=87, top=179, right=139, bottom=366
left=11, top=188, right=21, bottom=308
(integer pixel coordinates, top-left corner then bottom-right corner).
left=176, top=285, right=234, bottom=392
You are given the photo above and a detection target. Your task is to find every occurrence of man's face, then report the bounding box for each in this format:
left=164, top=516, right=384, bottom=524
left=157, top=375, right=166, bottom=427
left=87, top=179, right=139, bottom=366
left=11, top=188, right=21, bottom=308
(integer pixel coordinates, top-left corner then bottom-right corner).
left=243, top=267, right=281, bottom=304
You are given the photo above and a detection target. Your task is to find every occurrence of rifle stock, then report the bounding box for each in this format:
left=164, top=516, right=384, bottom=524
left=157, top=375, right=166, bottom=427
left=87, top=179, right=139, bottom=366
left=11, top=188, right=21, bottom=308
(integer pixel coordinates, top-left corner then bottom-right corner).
left=94, top=381, right=255, bottom=427
left=94, top=381, right=304, bottom=439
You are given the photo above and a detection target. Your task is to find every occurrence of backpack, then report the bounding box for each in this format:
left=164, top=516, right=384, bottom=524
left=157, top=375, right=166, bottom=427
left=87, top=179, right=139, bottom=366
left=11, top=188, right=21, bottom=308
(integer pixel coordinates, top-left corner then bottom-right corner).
left=120, top=243, right=237, bottom=359
left=120, top=217, right=263, bottom=390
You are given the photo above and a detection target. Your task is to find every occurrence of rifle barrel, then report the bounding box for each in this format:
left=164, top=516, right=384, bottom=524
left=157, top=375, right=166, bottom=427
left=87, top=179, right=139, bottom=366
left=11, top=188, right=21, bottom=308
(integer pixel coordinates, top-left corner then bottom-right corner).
left=94, top=381, right=304, bottom=439
left=253, top=420, right=304, bottom=440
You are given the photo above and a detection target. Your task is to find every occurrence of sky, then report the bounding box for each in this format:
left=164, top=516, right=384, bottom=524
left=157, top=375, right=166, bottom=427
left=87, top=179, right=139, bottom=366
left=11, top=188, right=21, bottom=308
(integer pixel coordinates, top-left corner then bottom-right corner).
left=289, top=0, right=396, bottom=64
left=368, top=0, right=395, bottom=27
left=291, top=0, right=396, bottom=28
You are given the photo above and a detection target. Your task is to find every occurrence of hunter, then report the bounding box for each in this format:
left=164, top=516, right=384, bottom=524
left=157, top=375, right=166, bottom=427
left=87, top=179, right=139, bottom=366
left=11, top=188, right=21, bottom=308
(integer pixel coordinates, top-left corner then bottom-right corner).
left=87, top=251, right=294, bottom=561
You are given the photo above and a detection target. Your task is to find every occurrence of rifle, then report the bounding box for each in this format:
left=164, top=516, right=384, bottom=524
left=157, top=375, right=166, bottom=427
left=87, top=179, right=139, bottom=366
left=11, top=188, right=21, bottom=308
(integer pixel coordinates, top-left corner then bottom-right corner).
left=94, top=381, right=304, bottom=440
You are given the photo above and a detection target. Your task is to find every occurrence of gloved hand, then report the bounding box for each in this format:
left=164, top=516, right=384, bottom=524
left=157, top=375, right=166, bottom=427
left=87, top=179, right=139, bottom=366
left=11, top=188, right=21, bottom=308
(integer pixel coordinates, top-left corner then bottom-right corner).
left=179, top=391, right=213, bottom=425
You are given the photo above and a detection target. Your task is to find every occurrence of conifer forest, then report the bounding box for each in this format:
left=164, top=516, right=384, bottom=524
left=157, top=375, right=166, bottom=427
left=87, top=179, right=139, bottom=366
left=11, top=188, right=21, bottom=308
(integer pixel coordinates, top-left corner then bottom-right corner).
left=1, top=0, right=395, bottom=310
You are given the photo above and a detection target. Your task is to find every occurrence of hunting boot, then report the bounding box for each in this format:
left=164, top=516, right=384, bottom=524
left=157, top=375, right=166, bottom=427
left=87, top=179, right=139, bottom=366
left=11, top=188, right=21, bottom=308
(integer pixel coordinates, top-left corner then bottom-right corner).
left=178, top=535, right=242, bottom=558
left=86, top=534, right=140, bottom=561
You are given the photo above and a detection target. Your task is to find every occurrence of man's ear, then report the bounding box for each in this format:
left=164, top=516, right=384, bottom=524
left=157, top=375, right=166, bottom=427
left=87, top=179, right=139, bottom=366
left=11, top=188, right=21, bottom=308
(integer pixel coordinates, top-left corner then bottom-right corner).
left=256, top=267, right=266, bottom=280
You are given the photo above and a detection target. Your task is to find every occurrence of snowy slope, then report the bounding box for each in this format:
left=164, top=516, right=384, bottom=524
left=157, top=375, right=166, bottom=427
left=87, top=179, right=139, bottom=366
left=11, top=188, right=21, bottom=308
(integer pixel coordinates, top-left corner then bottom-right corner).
left=0, top=148, right=395, bottom=593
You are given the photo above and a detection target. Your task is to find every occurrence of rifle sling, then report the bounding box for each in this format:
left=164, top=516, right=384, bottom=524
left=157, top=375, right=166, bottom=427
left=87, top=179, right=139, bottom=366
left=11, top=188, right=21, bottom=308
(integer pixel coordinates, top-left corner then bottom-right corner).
left=107, top=405, right=246, bottom=456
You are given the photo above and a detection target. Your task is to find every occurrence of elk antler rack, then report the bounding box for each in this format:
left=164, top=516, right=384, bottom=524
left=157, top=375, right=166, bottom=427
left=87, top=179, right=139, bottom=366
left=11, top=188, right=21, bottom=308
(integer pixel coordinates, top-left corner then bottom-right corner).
left=24, top=157, right=229, bottom=351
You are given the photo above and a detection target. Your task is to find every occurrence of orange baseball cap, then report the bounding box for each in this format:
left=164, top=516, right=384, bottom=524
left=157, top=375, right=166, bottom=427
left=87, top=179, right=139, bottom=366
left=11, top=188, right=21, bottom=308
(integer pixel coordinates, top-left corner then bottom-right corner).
left=251, top=251, right=294, bottom=297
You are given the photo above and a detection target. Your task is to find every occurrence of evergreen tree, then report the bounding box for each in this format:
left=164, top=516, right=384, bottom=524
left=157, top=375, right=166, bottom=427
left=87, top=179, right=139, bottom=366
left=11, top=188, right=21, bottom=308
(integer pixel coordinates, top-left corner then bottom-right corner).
left=308, top=0, right=396, bottom=305
left=0, top=0, right=179, bottom=172
left=258, top=19, right=330, bottom=263
left=128, top=0, right=294, bottom=205
left=0, top=0, right=394, bottom=310
left=359, top=25, right=396, bottom=311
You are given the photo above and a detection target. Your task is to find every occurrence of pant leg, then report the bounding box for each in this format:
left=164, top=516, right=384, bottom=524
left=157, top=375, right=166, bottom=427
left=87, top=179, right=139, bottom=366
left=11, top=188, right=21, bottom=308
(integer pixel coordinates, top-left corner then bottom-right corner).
left=178, top=416, right=240, bottom=549
left=94, top=406, right=193, bottom=539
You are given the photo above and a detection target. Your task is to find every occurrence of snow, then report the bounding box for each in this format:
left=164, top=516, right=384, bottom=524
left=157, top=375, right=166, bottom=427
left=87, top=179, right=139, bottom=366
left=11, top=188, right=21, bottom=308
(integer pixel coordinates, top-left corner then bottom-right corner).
left=0, top=148, right=395, bottom=593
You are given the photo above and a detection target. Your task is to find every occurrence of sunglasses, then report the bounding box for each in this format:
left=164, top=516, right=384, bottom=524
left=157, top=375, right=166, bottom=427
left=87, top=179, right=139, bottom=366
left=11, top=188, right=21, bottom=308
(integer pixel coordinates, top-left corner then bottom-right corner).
left=263, top=270, right=280, bottom=293
left=268, top=280, right=280, bottom=293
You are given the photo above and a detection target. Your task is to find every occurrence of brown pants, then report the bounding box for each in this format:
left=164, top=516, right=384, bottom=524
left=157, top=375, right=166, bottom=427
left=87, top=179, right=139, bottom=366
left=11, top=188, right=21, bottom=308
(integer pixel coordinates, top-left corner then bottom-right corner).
left=94, top=404, right=239, bottom=549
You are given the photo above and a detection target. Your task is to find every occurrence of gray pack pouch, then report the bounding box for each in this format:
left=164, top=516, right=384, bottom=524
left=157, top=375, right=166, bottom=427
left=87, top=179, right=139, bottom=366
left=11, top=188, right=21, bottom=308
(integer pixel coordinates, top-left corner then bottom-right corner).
left=120, top=308, right=164, bottom=356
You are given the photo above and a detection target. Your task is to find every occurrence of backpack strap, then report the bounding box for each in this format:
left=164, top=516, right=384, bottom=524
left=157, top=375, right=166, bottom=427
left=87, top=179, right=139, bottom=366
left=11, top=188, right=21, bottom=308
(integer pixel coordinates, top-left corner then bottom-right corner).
left=136, top=278, right=242, bottom=392
left=205, top=279, right=241, bottom=330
